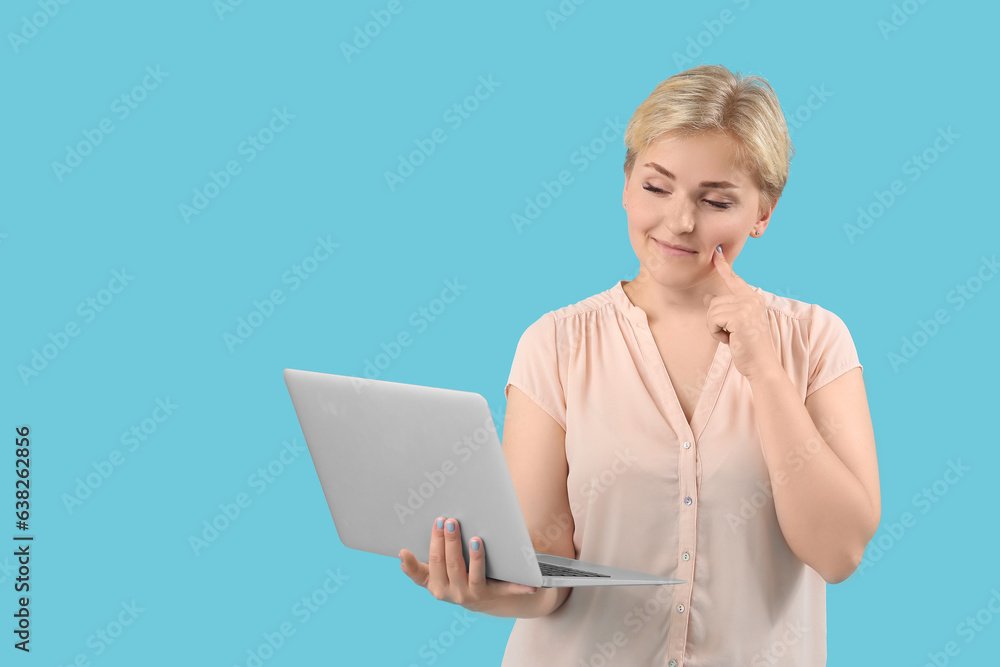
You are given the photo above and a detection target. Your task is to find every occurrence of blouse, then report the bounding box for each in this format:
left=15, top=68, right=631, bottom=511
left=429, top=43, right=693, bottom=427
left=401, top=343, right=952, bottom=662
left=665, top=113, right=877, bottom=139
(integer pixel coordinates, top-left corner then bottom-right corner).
left=500, top=279, right=863, bottom=666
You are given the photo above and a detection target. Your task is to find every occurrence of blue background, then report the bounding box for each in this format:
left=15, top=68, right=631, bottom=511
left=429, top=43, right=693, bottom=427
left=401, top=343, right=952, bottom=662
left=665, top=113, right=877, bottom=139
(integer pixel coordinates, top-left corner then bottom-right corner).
left=3, top=0, right=999, bottom=665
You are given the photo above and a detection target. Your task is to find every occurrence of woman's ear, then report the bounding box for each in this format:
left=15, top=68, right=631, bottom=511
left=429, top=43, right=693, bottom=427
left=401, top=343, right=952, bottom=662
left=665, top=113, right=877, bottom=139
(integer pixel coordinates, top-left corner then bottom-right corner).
left=759, top=196, right=779, bottom=224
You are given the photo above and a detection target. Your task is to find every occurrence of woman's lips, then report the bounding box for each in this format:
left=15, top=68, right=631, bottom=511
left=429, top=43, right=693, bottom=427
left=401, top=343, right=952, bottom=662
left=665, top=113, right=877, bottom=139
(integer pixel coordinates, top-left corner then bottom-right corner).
left=655, top=239, right=697, bottom=256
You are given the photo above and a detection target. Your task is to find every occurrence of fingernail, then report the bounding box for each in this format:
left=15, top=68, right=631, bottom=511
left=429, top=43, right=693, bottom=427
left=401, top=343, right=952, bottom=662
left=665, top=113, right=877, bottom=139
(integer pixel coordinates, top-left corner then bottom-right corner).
left=446, top=520, right=455, bottom=533
left=471, top=539, right=480, bottom=551
left=436, top=518, right=444, bottom=530
left=716, top=244, right=722, bottom=254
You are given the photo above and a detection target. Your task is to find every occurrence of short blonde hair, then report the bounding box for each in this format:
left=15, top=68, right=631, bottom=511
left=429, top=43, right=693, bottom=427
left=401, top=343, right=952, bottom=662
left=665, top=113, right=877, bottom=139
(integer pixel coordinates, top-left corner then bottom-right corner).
left=623, top=64, right=794, bottom=218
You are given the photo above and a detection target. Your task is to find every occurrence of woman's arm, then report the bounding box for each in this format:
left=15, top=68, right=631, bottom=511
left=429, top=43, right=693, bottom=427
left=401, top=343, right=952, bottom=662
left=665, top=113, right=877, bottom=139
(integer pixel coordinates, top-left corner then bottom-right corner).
left=472, top=586, right=571, bottom=619
left=471, top=385, right=576, bottom=617
left=748, top=365, right=881, bottom=584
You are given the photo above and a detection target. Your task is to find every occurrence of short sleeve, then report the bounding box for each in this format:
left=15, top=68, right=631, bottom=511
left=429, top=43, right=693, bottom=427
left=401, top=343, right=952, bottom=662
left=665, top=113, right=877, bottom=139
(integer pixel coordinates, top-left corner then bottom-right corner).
left=505, top=311, right=567, bottom=430
left=806, top=303, right=863, bottom=398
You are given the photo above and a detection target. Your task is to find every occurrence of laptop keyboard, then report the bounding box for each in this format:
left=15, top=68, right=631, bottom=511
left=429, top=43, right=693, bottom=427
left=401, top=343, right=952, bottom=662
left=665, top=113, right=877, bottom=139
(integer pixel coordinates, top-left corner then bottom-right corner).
left=539, top=562, right=611, bottom=578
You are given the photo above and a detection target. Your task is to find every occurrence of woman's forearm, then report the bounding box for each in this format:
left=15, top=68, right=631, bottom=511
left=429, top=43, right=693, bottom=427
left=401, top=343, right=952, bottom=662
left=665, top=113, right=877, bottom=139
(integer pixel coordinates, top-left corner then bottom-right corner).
left=748, top=366, right=876, bottom=584
left=471, top=586, right=570, bottom=619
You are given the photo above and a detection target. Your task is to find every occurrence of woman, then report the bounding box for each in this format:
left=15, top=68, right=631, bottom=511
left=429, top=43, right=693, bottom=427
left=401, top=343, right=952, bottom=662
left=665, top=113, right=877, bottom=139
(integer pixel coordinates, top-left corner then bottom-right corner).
left=400, top=64, right=881, bottom=666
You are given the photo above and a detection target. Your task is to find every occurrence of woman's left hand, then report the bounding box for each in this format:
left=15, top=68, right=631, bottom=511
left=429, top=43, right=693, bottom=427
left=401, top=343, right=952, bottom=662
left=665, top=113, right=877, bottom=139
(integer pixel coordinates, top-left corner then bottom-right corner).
left=702, top=245, right=782, bottom=382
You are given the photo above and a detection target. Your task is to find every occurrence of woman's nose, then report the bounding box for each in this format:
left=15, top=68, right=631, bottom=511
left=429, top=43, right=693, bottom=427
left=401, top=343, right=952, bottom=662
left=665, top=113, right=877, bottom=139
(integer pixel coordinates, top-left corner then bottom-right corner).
left=664, top=202, right=696, bottom=232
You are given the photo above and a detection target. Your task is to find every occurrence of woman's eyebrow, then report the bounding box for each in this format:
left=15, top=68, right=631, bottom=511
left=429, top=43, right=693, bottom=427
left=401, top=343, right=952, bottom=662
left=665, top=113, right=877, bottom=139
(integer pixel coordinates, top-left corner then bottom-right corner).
left=643, top=161, right=740, bottom=189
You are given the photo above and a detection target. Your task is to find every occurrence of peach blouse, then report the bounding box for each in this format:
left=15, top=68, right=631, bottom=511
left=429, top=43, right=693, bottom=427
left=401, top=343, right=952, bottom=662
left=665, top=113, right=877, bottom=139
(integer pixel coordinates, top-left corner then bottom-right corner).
left=501, top=279, right=863, bottom=666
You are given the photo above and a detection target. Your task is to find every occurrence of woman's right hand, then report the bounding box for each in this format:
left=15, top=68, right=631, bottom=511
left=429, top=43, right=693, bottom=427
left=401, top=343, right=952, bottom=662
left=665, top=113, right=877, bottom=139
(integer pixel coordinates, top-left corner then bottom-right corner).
left=399, top=515, right=538, bottom=614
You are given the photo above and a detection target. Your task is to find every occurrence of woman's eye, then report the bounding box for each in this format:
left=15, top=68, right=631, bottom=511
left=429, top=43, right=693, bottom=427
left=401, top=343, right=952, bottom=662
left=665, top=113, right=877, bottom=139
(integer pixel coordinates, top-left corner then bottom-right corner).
left=642, top=184, right=731, bottom=209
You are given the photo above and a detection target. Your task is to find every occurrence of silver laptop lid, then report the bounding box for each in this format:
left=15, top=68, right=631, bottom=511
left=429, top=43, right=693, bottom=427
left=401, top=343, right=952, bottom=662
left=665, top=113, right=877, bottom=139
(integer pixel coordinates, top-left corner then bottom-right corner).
left=283, top=369, right=544, bottom=587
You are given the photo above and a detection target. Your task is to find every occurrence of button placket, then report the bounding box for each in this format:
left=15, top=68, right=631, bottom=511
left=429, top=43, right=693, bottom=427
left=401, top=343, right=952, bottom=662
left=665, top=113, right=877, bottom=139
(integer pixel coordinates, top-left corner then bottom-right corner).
left=671, top=429, right=699, bottom=663
left=679, top=440, right=695, bottom=588
left=628, top=314, right=725, bottom=665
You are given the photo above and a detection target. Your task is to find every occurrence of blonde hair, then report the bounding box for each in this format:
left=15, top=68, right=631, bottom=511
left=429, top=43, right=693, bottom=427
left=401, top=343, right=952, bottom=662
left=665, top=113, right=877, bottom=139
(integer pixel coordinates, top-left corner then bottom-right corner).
left=623, top=64, right=794, bottom=218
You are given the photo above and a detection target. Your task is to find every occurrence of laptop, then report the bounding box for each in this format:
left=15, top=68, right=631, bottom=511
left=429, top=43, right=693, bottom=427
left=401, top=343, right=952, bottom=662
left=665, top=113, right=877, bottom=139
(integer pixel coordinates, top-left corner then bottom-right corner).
left=283, top=368, right=685, bottom=588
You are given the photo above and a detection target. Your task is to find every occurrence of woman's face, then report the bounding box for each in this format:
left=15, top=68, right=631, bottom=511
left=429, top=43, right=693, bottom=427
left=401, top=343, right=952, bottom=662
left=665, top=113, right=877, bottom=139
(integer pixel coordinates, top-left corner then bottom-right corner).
left=622, top=131, right=774, bottom=289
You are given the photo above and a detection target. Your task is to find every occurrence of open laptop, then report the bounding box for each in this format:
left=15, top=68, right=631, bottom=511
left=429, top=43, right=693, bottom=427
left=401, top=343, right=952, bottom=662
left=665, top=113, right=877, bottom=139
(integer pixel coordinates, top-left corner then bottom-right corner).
left=283, top=368, right=685, bottom=588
